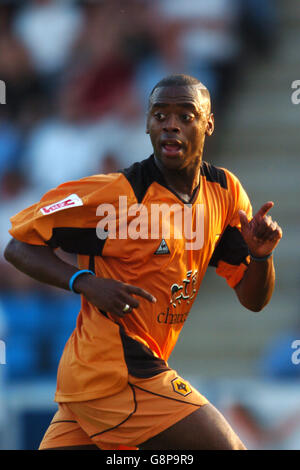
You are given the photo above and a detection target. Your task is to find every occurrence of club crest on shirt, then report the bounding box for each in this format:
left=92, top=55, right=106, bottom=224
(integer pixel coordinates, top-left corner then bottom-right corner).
left=171, top=377, right=192, bottom=397
left=40, top=194, right=83, bottom=215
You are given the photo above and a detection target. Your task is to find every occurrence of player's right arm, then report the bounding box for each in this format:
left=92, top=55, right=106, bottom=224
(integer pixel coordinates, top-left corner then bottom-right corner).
left=4, top=175, right=156, bottom=317
left=4, top=238, right=156, bottom=317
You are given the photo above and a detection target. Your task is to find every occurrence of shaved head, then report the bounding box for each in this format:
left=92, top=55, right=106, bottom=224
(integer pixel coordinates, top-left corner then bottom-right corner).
left=149, top=74, right=211, bottom=114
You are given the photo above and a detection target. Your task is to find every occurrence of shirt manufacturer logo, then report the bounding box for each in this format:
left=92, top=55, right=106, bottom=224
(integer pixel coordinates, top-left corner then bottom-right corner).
left=154, top=239, right=170, bottom=255
left=40, top=194, right=83, bottom=215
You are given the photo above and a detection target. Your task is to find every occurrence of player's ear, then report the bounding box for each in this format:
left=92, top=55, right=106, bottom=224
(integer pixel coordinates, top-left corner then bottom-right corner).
left=205, top=113, right=214, bottom=137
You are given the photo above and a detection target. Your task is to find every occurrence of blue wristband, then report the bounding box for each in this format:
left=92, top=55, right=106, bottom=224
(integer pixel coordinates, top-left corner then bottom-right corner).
left=69, top=269, right=95, bottom=293
left=249, top=251, right=273, bottom=262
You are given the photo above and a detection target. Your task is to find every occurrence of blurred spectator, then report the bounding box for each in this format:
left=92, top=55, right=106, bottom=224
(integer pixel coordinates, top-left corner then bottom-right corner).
left=0, top=26, right=44, bottom=123
left=239, top=0, right=277, bottom=58
left=21, top=84, right=153, bottom=193
left=0, top=118, right=22, bottom=180
left=20, top=91, right=118, bottom=193
left=0, top=2, right=16, bottom=35
left=13, top=0, right=83, bottom=86
left=20, top=1, right=161, bottom=192
left=157, top=0, right=243, bottom=114
left=59, top=0, right=166, bottom=121
left=102, top=86, right=154, bottom=167
left=156, top=0, right=277, bottom=115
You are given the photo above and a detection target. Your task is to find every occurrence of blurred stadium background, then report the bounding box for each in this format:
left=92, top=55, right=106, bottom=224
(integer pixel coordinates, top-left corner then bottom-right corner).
left=0, top=0, right=299, bottom=450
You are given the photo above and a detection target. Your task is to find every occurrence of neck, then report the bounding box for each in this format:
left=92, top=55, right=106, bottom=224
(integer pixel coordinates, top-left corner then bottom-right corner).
left=154, top=155, right=202, bottom=202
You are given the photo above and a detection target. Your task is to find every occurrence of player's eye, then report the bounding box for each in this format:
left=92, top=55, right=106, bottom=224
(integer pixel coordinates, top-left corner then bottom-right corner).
left=181, top=114, right=194, bottom=122
left=154, top=112, right=166, bottom=121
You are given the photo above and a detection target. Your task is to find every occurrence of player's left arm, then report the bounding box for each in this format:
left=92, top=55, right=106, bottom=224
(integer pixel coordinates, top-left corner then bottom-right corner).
left=234, top=201, right=282, bottom=312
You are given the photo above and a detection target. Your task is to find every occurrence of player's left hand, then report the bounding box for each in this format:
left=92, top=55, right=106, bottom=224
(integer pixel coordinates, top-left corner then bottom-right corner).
left=238, top=202, right=282, bottom=258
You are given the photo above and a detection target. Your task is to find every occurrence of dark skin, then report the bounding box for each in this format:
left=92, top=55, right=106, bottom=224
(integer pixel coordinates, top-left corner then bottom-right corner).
left=4, top=84, right=282, bottom=450
left=147, top=84, right=214, bottom=202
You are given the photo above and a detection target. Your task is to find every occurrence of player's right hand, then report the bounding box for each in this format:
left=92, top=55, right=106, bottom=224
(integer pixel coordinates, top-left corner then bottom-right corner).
left=74, top=274, right=157, bottom=317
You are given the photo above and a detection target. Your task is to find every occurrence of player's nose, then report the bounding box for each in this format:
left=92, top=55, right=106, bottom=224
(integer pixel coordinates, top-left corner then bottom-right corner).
left=163, top=114, right=180, bottom=133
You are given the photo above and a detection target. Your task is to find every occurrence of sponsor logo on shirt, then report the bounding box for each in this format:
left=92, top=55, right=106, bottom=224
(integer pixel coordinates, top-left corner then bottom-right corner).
left=157, top=270, right=198, bottom=324
left=170, top=270, right=198, bottom=307
left=40, top=194, right=83, bottom=215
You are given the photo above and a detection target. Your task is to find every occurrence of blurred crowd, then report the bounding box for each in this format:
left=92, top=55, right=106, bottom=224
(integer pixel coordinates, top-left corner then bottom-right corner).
left=0, top=0, right=276, bottom=382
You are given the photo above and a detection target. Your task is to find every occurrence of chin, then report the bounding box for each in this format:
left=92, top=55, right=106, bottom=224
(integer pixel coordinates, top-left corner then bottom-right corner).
left=155, top=153, right=184, bottom=171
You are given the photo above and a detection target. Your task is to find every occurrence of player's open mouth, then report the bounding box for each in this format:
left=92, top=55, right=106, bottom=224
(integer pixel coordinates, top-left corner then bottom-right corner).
left=161, top=140, right=183, bottom=157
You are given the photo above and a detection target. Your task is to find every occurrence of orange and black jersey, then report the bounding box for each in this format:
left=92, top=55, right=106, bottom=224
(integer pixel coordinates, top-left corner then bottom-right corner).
left=9, top=155, right=252, bottom=402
